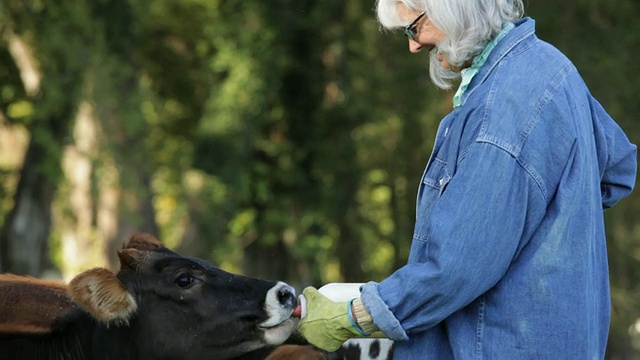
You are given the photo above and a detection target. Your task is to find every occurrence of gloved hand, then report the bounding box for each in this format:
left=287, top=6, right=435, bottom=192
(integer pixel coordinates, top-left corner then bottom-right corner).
left=297, top=286, right=386, bottom=352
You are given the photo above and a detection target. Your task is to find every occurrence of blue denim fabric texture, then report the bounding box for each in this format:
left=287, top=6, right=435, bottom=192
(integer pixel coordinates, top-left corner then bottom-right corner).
left=360, top=17, right=637, bottom=359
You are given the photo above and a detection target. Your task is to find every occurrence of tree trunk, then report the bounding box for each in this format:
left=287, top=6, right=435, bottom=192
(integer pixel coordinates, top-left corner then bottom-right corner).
left=0, top=140, right=54, bottom=276
left=0, top=25, right=71, bottom=277
left=89, top=0, right=159, bottom=268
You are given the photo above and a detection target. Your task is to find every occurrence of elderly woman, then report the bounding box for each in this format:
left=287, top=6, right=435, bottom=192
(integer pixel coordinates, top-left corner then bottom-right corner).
left=297, top=0, right=637, bottom=359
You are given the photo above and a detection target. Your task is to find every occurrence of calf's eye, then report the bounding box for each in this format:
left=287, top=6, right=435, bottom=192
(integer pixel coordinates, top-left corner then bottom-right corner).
left=175, top=273, right=194, bottom=288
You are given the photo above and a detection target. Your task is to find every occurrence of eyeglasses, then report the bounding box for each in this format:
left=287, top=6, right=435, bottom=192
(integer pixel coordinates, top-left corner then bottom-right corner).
left=404, top=12, right=425, bottom=40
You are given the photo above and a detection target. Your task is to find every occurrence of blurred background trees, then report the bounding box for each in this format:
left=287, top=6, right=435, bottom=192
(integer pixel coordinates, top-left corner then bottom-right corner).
left=0, top=0, right=638, bottom=357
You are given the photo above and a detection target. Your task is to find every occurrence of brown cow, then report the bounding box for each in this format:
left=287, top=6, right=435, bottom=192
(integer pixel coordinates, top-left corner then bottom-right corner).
left=0, top=233, right=301, bottom=360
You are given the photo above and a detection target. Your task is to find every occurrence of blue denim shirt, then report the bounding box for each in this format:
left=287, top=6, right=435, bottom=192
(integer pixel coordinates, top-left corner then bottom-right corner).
left=360, top=17, right=637, bottom=359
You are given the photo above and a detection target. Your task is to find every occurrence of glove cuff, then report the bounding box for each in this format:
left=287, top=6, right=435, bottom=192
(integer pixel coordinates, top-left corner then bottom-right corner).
left=351, top=298, right=380, bottom=335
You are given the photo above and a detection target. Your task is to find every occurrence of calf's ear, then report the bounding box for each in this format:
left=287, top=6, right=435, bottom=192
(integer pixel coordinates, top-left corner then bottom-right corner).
left=122, top=232, right=164, bottom=252
left=68, top=268, right=137, bottom=325
left=117, top=233, right=166, bottom=271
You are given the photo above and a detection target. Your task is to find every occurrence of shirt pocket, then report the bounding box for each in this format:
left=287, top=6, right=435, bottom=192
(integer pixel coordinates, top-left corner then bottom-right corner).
left=422, top=157, right=451, bottom=196
left=411, top=157, right=452, bottom=264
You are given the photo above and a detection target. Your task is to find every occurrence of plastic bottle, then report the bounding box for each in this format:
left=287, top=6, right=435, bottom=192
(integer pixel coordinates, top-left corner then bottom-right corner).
left=296, top=282, right=364, bottom=319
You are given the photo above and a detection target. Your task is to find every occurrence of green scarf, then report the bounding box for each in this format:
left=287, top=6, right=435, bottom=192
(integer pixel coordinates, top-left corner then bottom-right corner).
left=453, top=22, right=515, bottom=108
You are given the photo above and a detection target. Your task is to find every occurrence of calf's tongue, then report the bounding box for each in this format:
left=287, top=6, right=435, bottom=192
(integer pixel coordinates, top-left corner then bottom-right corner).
left=291, top=304, right=302, bottom=318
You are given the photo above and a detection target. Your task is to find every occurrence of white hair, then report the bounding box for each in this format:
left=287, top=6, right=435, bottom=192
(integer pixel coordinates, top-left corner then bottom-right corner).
left=376, top=0, right=525, bottom=89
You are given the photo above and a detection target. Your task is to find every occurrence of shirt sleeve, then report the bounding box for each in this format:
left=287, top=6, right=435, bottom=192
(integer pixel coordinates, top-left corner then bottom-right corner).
left=590, top=98, right=637, bottom=209
left=360, top=141, right=547, bottom=340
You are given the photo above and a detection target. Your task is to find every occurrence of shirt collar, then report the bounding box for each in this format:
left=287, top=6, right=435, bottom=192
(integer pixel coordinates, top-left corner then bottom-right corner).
left=452, top=22, right=515, bottom=108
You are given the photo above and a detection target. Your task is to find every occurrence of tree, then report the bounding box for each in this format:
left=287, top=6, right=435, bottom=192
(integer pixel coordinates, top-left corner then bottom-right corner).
left=0, top=0, right=90, bottom=275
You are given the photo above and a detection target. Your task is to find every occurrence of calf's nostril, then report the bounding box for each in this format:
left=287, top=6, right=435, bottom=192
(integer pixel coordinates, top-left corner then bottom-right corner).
left=277, top=287, right=295, bottom=307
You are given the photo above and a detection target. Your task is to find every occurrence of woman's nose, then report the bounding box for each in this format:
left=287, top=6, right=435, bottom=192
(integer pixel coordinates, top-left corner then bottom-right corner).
left=408, top=39, right=423, bottom=53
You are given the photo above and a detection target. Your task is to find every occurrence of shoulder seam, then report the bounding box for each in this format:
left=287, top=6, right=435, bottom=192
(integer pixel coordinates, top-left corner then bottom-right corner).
left=465, top=140, right=550, bottom=202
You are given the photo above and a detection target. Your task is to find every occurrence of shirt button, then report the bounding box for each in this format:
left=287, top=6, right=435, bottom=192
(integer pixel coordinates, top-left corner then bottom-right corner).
left=439, top=178, right=444, bottom=186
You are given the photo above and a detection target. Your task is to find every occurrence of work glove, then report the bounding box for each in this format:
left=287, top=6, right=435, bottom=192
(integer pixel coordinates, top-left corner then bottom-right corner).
left=297, top=286, right=386, bottom=352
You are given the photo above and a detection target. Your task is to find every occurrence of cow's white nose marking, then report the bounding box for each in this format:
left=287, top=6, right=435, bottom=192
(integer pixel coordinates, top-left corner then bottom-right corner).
left=260, top=282, right=296, bottom=328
